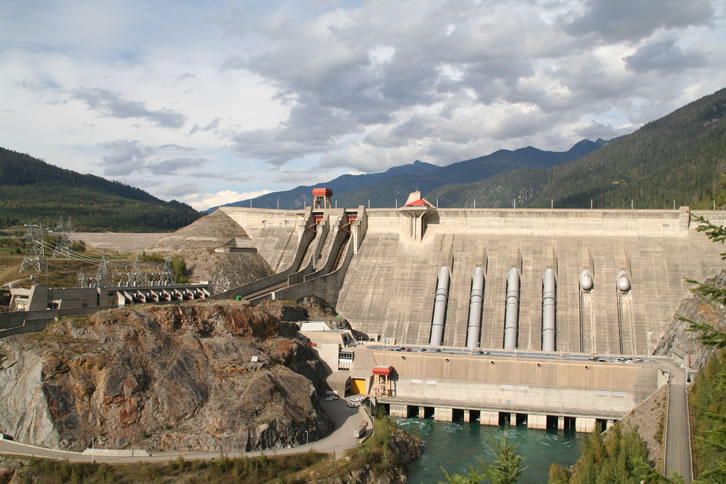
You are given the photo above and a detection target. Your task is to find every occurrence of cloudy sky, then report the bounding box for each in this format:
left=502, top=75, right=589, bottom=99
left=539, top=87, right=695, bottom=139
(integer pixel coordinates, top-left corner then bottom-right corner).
left=2, top=1, right=725, bottom=210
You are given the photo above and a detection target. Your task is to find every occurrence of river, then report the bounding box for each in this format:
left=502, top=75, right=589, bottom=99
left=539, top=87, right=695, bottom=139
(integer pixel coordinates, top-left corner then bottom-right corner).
left=395, top=418, right=584, bottom=484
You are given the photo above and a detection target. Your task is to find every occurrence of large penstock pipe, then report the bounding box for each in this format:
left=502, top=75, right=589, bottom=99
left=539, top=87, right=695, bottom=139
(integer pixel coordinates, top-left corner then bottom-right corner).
left=503, top=267, right=520, bottom=350
left=542, top=267, right=556, bottom=352
left=579, top=269, right=593, bottom=291
left=429, top=266, right=451, bottom=346
left=466, top=266, right=485, bottom=348
left=616, top=270, right=631, bottom=292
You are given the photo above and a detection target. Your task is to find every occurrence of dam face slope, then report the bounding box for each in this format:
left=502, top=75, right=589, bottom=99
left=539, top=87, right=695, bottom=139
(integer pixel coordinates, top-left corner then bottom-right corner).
left=218, top=206, right=726, bottom=356
left=336, top=208, right=726, bottom=354
left=220, top=207, right=307, bottom=272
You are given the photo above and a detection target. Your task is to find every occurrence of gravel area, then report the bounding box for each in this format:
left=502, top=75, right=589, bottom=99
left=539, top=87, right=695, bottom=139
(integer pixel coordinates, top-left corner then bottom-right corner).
left=71, top=233, right=166, bottom=252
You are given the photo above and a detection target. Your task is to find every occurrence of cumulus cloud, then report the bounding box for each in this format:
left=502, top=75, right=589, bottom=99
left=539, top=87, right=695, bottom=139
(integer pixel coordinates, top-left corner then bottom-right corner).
left=562, top=0, right=715, bottom=43
left=98, top=140, right=209, bottom=177
left=72, top=88, right=186, bottom=128
left=575, top=121, right=633, bottom=141
left=148, top=157, right=208, bottom=175
left=624, top=38, right=708, bottom=74
left=99, top=139, right=154, bottom=176
left=2, top=0, right=726, bottom=206
left=222, top=0, right=712, bottom=171
left=183, top=189, right=272, bottom=211
left=189, top=117, right=221, bottom=135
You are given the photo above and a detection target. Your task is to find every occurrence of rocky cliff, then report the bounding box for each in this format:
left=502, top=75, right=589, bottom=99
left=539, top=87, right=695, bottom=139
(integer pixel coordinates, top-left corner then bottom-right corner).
left=0, top=300, right=332, bottom=452
left=654, top=270, right=726, bottom=373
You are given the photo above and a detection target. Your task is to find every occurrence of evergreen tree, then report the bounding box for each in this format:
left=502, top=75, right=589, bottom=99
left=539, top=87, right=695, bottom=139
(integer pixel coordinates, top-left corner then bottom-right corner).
left=442, top=432, right=526, bottom=484
left=675, top=213, right=726, bottom=481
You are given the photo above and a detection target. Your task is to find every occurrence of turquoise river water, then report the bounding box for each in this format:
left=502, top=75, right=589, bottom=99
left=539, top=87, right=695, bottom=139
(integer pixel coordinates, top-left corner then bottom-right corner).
left=395, top=418, right=584, bottom=484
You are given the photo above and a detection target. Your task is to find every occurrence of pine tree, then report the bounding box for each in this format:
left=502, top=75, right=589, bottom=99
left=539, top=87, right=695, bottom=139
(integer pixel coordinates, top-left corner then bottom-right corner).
left=442, top=432, right=526, bottom=484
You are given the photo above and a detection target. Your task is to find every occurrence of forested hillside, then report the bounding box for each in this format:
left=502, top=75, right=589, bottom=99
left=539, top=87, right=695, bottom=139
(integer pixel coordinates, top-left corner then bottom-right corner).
left=0, top=148, right=200, bottom=231
left=429, top=88, right=726, bottom=209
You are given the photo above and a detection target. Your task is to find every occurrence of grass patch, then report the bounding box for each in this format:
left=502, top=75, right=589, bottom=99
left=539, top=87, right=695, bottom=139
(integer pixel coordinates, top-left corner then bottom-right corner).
left=4, top=451, right=330, bottom=483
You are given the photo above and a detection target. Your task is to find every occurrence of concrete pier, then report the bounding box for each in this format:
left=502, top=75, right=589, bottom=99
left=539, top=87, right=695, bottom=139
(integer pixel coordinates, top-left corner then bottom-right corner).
left=390, top=404, right=408, bottom=418
left=480, top=411, right=499, bottom=426
left=435, top=407, right=453, bottom=422
left=527, top=414, right=547, bottom=430
left=576, top=417, right=597, bottom=433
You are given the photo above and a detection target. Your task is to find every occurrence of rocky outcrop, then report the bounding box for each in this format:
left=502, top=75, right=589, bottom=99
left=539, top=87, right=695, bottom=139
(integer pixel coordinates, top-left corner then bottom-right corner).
left=321, top=427, right=425, bottom=484
left=297, top=296, right=368, bottom=339
left=653, top=270, right=726, bottom=373
left=0, top=301, right=331, bottom=452
left=209, top=252, right=273, bottom=294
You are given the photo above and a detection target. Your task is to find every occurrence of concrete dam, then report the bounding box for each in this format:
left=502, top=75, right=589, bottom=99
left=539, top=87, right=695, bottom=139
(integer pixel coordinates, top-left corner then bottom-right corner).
left=222, top=204, right=725, bottom=356
left=218, top=203, right=723, bottom=432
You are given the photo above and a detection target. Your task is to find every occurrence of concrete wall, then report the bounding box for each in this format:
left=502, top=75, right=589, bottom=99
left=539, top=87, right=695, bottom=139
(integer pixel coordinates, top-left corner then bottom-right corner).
left=0, top=306, right=109, bottom=339
left=372, top=351, right=656, bottom=418
left=337, top=208, right=726, bottom=354
left=220, top=207, right=307, bottom=272
left=218, top=207, right=726, bottom=356
left=272, top=240, right=355, bottom=306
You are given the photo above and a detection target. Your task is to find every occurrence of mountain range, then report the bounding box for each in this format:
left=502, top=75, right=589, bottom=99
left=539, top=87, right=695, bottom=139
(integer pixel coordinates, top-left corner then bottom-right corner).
left=215, top=139, right=608, bottom=211
left=0, top=148, right=200, bottom=231
left=222, top=87, right=726, bottom=211
left=429, top=87, right=726, bottom=209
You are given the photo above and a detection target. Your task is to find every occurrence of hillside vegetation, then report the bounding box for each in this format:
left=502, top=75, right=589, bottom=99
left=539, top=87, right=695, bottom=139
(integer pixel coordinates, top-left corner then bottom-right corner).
left=0, top=147, right=200, bottom=231
left=690, top=351, right=726, bottom=480
left=429, top=87, right=726, bottom=209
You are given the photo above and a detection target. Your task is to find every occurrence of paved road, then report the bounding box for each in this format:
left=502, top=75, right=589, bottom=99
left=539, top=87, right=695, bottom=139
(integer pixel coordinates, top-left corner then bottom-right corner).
left=0, top=399, right=369, bottom=464
left=663, top=362, right=692, bottom=483
left=367, top=344, right=656, bottom=365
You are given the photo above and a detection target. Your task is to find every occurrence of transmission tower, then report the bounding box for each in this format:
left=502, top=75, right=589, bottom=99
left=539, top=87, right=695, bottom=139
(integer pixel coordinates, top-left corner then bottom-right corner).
left=19, top=223, right=46, bottom=273
left=52, top=215, right=71, bottom=258
left=162, top=257, right=175, bottom=285
left=77, top=267, right=88, bottom=288
left=95, top=256, right=110, bottom=288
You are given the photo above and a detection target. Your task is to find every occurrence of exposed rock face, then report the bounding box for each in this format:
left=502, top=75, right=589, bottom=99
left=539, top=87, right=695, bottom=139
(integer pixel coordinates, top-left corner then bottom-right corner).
left=653, top=270, right=726, bottom=373
left=321, top=427, right=424, bottom=484
left=209, top=252, right=273, bottom=294
left=0, top=301, right=331, bottom=452
left=297, top=296, right=368, bottom=340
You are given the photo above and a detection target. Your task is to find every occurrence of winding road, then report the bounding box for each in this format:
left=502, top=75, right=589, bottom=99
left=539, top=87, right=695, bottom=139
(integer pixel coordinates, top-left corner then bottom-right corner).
left=0, top=399, right=369, bottom=464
